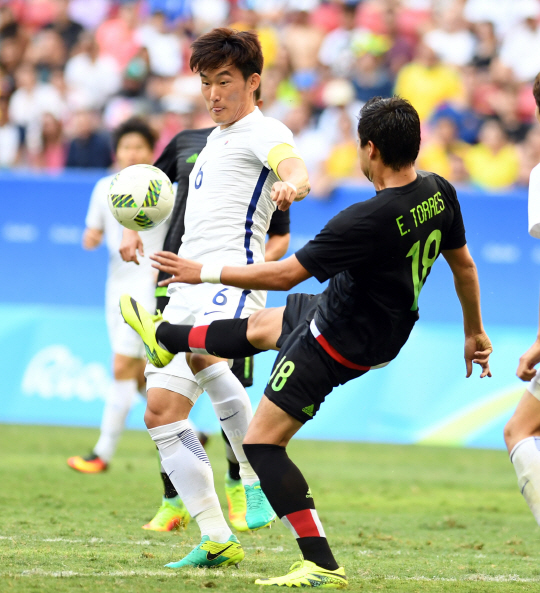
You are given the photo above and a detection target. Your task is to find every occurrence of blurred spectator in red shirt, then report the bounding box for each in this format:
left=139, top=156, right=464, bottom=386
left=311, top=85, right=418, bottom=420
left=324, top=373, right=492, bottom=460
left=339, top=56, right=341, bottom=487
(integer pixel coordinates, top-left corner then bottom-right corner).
left=96, top=2, right=141, bottom=71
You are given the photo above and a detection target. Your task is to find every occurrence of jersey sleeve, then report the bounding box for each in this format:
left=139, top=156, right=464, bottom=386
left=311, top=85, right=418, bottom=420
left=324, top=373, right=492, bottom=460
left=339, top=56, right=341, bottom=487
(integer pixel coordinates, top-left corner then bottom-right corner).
left=529, top=164, right=540, bottom=238
left=250, top=117, right=303, bottom=177
left=437, top=177, right=467, bottom=250
left=295, top=206, right=373, bottom=282
left=154, top=135, right=178, bottom=180
left=268, top=208, right=290, bottom=235
left=85, top=178, right=107, bottom=230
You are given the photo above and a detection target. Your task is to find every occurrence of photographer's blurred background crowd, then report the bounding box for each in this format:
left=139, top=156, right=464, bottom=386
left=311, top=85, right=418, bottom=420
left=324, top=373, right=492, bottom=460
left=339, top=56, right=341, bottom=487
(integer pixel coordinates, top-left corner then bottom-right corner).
left=2, top=0, right=540, bottom=194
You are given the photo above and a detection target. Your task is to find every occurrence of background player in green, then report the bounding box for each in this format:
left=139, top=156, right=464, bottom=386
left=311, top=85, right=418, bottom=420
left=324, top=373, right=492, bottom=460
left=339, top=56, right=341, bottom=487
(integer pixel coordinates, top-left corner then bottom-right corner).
left=132, top=86, right=291, bottom=533
left=121, top=96, right=493, bottom=587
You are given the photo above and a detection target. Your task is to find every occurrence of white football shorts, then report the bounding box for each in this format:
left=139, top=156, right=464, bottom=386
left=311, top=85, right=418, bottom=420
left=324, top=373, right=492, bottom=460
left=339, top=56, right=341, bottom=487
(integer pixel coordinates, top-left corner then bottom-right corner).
left=145, top=282, right=266, bottom=404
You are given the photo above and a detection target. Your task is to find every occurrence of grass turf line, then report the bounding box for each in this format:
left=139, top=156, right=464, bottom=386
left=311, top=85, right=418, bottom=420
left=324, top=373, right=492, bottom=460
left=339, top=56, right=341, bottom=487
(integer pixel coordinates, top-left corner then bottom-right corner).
left=1, top=424, right=540, bottom=592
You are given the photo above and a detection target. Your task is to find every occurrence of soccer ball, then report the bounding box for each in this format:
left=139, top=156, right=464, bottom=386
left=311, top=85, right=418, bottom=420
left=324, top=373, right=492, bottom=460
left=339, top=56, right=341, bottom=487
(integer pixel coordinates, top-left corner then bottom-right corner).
left=107, top=164, right=174, bottom=231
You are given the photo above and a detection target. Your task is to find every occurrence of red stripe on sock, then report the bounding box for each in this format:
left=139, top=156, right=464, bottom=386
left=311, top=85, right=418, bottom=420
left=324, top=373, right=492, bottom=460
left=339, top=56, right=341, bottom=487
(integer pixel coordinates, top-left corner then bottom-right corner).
left=285, top=509, right=322, bottom=538
left=188, top=325, right=209, bottom=351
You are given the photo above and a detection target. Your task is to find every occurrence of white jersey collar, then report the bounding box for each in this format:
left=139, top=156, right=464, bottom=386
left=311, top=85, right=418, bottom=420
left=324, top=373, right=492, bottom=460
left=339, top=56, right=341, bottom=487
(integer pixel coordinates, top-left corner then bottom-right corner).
left=210, top=107, right=262, bottom=138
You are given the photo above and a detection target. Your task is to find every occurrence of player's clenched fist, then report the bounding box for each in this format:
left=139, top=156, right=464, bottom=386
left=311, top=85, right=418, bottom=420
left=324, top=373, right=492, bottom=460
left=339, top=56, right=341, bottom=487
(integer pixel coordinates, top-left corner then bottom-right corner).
left=271, top=181, right=297, bottom=211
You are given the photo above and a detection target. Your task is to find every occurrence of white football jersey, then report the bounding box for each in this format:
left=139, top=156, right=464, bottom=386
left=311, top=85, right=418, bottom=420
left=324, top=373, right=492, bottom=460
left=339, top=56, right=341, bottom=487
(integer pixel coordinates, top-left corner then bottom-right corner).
left=85, top=173, right=170, bottom=303
left=179, top=107, right=297, bottom=266
left=529, top=163, right=540, bottom=238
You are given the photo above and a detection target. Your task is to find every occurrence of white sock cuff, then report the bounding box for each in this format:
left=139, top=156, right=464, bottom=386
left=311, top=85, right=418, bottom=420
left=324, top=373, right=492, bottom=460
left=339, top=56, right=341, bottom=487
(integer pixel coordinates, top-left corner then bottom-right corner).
left=510, top=436, right=540, bottom=463
left=148, top=420, right=191, bottom=449
left=195, top=361, right=230, bottom=389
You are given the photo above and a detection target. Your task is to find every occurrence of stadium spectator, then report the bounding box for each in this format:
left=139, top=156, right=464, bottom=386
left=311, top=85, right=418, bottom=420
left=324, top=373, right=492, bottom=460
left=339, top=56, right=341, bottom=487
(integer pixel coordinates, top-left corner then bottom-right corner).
left=418, top=116, right=470, bottom=182
left=25, top=28, right=67, bottom=81
left=64, top=33, right=121, bottom=111
left=317, top=3, right=358, bottom=76
left=29, top=112, right=65, bottom=171
left=281, top=7, right=324, bottom=73
left=350, top=33, right=393, bottom=103
left=424, top=4, right=476, bottom=67
left=470, top=21, right=498, bottom=71
left=464, top=119, right=520, bottom=189
left=135, top=11, right=182, bottom=78
left=42, top=0, right=83, bottom=53
left=95, top=2, right=141, bottom=71
left=489, top=85, right=532, bottom=143
left=0, top=94, right=19, bottom=167
left=65, top=109, right=112, bottom=169
left=498, top=6, right=540, bottom=83
left=8, top=62, right=64, bottom=152
left=394, top=42, right=464, bottom=121
left=230, top=8, right=280, bottom=69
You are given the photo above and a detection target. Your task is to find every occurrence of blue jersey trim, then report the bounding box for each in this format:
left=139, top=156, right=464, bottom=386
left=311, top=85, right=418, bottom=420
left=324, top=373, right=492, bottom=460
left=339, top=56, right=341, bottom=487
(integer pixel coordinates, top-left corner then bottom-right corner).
left=234, top=289, right=252, bottom=318
left=244, top=167, right=270, bottom=264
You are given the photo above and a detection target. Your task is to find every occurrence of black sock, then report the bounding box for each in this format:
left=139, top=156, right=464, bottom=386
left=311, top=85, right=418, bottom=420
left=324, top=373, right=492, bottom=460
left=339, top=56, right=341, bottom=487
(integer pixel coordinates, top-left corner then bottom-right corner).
left=243, top=443, right=339, bottom=571
left=156, top=318, right=263, bottom=358
left=221, top=429, right=241, bottom=481
left=160, top=471, right=178, bottom=499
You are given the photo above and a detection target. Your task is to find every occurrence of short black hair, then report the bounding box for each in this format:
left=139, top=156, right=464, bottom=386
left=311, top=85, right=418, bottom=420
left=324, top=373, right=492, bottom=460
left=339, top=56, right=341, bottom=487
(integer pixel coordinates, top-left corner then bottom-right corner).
left=112, top=116, right=156, bottom=153
left=358, top=96, right=421, bottom=171
left=190, top=28, right=263, bottom=81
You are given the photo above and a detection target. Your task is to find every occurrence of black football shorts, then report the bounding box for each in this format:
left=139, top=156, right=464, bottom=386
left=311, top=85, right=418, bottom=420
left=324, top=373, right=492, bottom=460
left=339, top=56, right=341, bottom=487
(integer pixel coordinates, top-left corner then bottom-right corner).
left=264, top=293, right=368, bottom=423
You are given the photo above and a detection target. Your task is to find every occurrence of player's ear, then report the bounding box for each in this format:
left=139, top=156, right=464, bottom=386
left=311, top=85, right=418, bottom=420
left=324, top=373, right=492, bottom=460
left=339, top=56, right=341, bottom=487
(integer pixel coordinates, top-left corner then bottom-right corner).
left=250, top=73, right=261, bottom=93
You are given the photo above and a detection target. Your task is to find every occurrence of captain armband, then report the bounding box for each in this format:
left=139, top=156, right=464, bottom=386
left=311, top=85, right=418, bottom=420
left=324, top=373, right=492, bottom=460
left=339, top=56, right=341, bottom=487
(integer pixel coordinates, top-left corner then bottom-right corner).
left=267, top=143, right=304, bottom=179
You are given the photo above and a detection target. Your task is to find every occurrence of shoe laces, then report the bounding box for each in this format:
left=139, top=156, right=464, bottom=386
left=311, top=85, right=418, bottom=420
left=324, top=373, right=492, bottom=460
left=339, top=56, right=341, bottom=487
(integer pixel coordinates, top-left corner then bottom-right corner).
left=287, top=560, right=304, bottom=574
left=246, top=485, right=264, bottom=512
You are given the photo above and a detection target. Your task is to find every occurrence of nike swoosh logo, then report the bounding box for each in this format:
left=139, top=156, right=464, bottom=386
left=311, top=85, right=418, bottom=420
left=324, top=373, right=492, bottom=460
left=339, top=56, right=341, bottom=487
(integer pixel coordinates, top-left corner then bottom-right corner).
left=206, top=543, right=233, bottom=561
left=219, top=411, right=239, bottom=422
left=204, top=311, right=221, bottom=315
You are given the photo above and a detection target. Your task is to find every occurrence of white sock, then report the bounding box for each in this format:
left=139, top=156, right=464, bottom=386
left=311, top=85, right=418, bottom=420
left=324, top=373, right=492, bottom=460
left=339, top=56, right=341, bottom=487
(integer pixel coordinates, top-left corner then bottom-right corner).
left=196, top=362, right=258, bottom=485
left=510, top=436, right=540, bottom=525
left=94, top=378, right=137, bottom=463
left=148, top=420, right=231, bottom=542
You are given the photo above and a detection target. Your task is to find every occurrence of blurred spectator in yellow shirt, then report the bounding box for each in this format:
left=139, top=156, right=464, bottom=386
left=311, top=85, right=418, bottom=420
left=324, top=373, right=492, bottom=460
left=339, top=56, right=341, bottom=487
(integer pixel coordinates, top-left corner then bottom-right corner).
left=229, top=8, right=279, bottom=68
left=464, top=119, right=520, bottom=190
left=394, top=43, right=464, bottom=121
left=418, top=117, right=470, bottom=183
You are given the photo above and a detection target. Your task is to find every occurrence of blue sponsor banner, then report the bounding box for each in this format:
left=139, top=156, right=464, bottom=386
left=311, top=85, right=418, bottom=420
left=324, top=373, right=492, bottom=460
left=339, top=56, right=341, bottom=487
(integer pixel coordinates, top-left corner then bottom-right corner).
left=0, top=171, right=536, bottom=448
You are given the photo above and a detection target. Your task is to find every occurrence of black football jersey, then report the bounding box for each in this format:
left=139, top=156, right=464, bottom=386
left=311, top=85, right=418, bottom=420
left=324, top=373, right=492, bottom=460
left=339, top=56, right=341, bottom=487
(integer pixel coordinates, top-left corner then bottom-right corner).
left=295, top=171, right=466, bottom=366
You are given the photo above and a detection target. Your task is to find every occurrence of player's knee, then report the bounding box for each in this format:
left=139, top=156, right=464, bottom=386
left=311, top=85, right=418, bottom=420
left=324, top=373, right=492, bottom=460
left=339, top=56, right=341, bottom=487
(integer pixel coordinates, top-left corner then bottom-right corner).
left=247, top=310, right=269, bottom=348
left=187, top=353, right=214, bottom=374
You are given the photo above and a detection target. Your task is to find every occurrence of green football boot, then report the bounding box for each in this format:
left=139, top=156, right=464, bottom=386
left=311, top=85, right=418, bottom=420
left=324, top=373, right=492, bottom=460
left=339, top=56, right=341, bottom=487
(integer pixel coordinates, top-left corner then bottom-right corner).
left=245, top=481, right=277, bottom=530
left=224, top=473, right=249, bottom=532
left=142, top=497, right=190, bottom=532
left=255, top=559, right=348, bottom=588
left=119, top=294, right=173, bottom=368
left=165, top=534, right=244, bottom=569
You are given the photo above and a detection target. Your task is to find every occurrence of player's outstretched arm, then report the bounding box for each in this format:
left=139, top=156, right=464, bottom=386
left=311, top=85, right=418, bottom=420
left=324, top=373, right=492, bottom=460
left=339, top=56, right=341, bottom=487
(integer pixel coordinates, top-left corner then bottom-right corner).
left=151, top=252, right=311, bottom=291
left=443, top=245, right=493, bottom=378
left=271, top=158, right=311, bottom=212
left=119, top=228, right=144, bottom=265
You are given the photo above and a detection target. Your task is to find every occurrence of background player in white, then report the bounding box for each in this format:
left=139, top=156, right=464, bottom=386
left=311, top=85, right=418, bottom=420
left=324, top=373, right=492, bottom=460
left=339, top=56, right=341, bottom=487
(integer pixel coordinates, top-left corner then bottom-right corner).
left=505, top=73, right=540, bottom=524
left=67, top=118, right=169, bottom=473
left=120, top=28, right=310, bottom=569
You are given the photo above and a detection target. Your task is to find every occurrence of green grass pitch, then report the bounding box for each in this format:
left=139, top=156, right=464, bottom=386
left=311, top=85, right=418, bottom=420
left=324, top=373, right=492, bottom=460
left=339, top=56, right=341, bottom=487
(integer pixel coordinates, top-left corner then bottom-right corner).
left=1, top=424, right=540, bottom=592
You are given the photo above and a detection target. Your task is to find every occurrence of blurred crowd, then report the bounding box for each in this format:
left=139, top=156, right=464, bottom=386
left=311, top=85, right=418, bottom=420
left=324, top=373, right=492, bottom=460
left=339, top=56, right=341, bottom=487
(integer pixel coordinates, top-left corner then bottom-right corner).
left=2, top=0, right=540, bottom=194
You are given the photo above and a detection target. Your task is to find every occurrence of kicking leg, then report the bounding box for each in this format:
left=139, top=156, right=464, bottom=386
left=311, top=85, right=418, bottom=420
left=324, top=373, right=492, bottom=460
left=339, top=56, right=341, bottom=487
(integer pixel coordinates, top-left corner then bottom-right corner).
left=504, top=382, right=540, bottom=525
left=155, top=307, right=285, bottom=357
